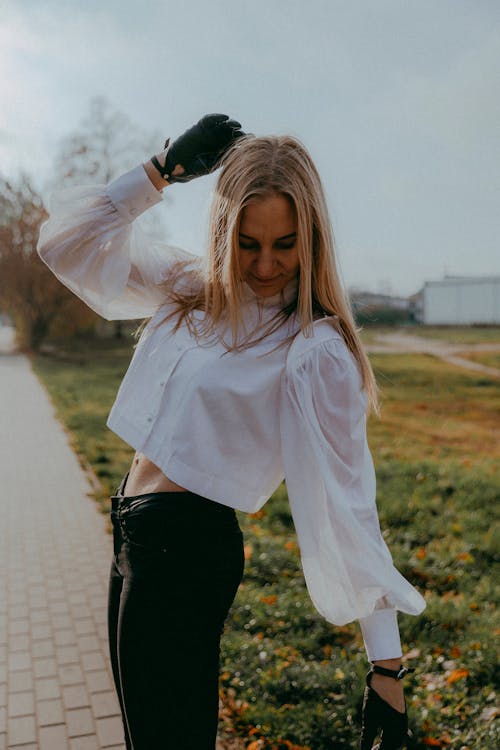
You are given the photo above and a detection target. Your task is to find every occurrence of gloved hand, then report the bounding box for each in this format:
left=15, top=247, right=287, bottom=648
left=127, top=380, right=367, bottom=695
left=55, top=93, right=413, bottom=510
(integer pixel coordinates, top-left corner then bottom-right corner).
left=153, top=113, right=246, bottom=184
left=360, top=672, right=413, bottom=749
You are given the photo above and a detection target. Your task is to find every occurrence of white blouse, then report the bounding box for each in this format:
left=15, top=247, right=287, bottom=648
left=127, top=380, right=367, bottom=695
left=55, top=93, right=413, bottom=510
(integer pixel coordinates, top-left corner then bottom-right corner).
left=37, top=164, right=427, bottom=662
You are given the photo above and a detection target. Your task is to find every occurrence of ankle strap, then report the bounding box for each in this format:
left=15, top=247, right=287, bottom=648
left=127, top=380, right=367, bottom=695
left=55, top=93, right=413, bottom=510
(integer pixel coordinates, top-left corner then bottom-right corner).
left=368, top=664, right=415, bottom=681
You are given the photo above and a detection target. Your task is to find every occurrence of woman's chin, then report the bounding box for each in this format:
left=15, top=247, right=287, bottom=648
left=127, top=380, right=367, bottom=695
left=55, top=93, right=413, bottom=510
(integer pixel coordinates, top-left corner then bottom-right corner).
left=246, top=277, right=283, bottom=296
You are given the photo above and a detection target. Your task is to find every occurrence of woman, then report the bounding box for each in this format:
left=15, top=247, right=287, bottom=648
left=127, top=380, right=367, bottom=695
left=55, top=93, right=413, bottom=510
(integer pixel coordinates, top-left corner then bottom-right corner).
left=37, top=114, right=426, bottom=749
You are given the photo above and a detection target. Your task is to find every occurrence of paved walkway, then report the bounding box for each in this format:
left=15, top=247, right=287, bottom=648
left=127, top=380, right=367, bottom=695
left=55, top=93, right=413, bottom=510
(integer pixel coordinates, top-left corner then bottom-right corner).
left=0, top=325, right=126, bottom=749
left=366, top=331, right=500, bottom=378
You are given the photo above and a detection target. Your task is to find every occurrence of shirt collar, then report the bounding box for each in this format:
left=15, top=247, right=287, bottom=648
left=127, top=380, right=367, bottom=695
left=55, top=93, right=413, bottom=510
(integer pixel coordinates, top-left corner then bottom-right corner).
left=241, top=274, right=299, bottom=310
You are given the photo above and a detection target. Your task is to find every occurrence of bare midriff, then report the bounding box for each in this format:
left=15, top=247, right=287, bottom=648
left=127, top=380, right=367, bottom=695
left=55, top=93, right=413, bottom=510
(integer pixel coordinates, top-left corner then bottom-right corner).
left=125, top=451, right=189, bottom=495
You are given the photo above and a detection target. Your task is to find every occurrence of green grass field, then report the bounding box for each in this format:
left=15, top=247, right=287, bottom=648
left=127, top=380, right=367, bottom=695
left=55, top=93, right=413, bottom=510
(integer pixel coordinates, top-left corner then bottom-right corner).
left=30, top=329, right=500, bottom=750
left=403, top=326, right=500, bottom=345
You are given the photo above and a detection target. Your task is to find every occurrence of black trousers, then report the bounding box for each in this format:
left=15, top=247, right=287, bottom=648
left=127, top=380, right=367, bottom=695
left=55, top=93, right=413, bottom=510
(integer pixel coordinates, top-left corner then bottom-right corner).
left=107, top=471, right=245, bottom=750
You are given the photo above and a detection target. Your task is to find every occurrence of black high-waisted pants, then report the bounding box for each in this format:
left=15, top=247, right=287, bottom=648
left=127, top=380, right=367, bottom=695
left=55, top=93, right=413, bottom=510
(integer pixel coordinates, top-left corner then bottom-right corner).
left=107, top=471, right=245, bottom=750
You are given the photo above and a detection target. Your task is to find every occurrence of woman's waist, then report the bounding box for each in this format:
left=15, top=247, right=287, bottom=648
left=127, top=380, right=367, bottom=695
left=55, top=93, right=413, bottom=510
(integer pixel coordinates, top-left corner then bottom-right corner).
left=111, top=470, right=237, bottom=518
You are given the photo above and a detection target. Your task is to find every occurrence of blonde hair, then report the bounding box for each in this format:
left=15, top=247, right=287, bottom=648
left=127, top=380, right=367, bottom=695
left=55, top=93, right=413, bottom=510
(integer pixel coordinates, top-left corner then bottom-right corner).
left=135, top=134, right=381, bottom=416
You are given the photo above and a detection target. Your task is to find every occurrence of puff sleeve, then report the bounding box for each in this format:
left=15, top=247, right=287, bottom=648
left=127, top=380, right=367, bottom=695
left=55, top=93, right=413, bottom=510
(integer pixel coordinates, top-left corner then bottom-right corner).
left=37, top=164, right=196, bottom=320
left=279, top=331, right=427, bottom=661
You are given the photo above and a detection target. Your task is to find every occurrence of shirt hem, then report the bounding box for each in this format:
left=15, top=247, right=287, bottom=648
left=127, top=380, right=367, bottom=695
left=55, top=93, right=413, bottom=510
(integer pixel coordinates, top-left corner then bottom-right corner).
left=106, top=413, right=277, bottom=513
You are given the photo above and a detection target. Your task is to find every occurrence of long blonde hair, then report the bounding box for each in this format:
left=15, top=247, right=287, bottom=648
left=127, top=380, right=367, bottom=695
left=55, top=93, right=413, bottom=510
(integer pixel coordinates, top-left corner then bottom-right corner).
left=135, top=134, right=381, bottom=416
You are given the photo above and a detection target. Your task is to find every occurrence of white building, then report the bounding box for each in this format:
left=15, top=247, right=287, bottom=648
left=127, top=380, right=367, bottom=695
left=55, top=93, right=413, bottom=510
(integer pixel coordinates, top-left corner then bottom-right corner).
left=414, top=275, right=500, bottom=325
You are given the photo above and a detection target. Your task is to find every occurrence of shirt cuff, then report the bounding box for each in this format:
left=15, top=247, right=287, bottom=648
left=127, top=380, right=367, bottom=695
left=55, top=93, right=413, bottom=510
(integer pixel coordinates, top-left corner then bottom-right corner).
left=358, top=608, right=403, bottom=662
left=106, top=164, right=164, bottom=223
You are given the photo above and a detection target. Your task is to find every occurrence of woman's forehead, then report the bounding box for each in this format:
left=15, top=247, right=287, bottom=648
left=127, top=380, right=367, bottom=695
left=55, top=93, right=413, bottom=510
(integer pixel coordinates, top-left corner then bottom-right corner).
left=240, top=193, right=296, bottom=230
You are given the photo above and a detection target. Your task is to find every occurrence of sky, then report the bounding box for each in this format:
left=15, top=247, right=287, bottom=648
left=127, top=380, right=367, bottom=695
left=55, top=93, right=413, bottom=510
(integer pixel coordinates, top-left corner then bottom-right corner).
left=1, top=0, right=499, bottom=297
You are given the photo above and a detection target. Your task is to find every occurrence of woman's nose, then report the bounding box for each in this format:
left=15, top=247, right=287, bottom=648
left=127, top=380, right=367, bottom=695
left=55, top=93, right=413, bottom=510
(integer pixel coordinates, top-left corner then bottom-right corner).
left=254, top=254, right=278, bottom=278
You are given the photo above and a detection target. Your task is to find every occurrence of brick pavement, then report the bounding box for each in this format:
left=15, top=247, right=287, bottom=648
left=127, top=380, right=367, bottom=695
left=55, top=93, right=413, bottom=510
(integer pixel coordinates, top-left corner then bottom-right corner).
left=0, top=325, right=126, bottom=749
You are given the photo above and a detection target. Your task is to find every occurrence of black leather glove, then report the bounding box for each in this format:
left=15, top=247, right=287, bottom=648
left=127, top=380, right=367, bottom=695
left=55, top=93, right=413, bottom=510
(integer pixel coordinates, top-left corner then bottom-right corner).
left=152, top=113, right=246, bottom=184
left=360, top=672, right=413, bottom=749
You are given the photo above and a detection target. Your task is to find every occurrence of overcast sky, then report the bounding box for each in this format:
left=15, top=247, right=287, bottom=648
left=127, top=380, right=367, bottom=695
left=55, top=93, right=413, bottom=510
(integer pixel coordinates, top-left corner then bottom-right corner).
left=1, top=0, right=499, bottom=297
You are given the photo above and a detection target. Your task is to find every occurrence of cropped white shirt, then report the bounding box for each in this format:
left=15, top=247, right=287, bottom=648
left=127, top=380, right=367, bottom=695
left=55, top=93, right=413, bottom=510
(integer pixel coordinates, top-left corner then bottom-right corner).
left=37, top=164, right=426, bottom=662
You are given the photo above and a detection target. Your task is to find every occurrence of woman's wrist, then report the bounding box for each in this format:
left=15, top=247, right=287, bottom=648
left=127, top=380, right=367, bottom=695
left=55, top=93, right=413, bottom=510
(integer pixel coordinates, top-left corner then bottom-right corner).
left=143, top=150, right=171, bottom=192
left=143, top=148, right=186, bottom=192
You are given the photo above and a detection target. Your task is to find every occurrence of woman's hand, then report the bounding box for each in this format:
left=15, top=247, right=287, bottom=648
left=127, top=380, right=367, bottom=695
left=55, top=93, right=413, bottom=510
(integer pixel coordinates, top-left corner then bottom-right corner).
left=152, top=113, right=246, bottom=185
left=360, top=673, right=411, bottom=749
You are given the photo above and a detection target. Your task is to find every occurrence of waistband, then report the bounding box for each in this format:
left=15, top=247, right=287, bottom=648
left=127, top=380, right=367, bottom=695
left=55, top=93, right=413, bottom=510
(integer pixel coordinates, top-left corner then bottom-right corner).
left=110, top=470, right=236, bottom=516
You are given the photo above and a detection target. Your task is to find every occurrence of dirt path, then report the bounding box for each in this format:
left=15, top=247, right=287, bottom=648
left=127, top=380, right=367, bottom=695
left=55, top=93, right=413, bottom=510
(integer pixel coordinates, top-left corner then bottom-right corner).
left=365, top=331, right=500, bottom=379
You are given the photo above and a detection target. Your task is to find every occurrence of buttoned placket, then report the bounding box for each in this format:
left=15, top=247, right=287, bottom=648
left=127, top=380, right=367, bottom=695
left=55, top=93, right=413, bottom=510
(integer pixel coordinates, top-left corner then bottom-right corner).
left=145, top=341, right=192, bottom=426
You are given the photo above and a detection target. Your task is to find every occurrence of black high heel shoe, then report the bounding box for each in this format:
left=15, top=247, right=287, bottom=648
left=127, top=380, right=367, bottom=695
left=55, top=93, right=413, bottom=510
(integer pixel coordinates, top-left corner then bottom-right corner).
left=360, top=670, right=414, bottom=749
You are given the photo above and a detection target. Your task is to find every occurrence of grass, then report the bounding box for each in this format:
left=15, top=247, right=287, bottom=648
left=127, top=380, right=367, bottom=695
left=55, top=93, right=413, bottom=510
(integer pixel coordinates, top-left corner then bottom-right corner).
left=407, top=326, right=500, bottom=345
left=455, top=351, right=500, bottom=371
left=30, top=329, right=500, bottom=750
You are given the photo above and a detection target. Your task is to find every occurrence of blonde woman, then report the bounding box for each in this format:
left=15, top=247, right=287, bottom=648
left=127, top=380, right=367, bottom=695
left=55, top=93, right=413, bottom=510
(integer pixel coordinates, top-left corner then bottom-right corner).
left=37, top=114, right=426, bottom=750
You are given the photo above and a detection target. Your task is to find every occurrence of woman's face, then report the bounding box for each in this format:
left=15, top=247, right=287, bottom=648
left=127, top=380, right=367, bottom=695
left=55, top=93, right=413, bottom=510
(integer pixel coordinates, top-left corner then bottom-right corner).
left=238, top=192, right=300, bottom=298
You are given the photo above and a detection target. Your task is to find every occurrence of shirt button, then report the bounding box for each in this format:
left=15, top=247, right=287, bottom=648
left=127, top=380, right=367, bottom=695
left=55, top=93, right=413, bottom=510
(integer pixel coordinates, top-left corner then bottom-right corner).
left=160, top=381, right=165, bottom=387
left=147, top=416, right=152, bottom=422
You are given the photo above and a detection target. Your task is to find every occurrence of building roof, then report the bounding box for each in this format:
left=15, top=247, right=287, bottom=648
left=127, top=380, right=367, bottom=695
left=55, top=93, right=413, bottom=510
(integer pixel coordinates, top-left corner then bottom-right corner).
left=424, top=275, right=500, bottom=287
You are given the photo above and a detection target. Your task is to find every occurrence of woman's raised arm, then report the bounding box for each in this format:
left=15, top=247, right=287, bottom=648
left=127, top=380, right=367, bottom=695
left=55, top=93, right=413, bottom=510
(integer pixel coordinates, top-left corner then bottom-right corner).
left=37, top=114, right=245, bottom=320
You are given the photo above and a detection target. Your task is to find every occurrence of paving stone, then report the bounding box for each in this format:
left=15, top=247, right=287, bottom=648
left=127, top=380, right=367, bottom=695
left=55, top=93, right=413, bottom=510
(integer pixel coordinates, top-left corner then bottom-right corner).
left=34, top=677, right=60, bottom=700
left=7, top=653, right=30, bottom=673
left=36, top=697, right=65, bottom=726
left=31, top=624, right=52, bottom=640
left=81, top=652, right=106, bottom=672
left=52, top=614, right=74, bottom=630
left=59, top=664, right=85, bottom=687
left=7, top=691, right=35, bottom=718
left=66, top=707, right=95, bottom=737
left=96, top=715, right=125, bottom=747
left=8, top=607, right=29, bottom=621
left=70, top=736, right=105, bottom=750
left=7, top=714, right=37, bottom=745
left=62, top=685, right=90, bottom=710
left=39, top=723, right=68, bottom=750
left=90, top=691, right=121, bottom=719
left=8, top=620, right=30, bottom=636
left=8, top=671, right=33, bottom=693
left=54, top=629, right=77, bottom=647
left=86, top=670, right=113, bottom=694
left=77, top=635, right=100, bottom=653
left=29, top=610, right=50, bottom=625
left=74, top=619, right=96, bottom=637
left=31, top=639, right=55, bottom=659
left=33, top=657, right=58, bottom=679
left=56, top=645, right=80, bottom=665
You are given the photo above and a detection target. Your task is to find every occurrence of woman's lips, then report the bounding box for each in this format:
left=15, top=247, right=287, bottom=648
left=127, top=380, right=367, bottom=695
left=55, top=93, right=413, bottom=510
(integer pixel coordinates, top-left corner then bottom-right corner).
left=253, top=275, right=280, bottom=284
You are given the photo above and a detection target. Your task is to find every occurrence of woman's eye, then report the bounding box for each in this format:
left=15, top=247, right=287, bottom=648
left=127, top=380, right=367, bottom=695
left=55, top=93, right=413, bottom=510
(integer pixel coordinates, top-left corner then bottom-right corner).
left=239, top=242, right=296, bottom=250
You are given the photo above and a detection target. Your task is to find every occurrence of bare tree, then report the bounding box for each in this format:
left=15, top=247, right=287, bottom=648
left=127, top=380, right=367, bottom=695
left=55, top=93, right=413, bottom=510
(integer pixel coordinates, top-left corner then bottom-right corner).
left=0, top=173, right=99, bottom=351
left=46, top=95, right=170, bottom=339
left=51, top=95, right=159, bottom=185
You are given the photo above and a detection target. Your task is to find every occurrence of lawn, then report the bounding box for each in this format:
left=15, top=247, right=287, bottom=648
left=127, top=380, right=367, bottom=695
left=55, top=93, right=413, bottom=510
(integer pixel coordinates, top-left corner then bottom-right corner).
left=30, top=329, right=500, bottom=750
left=406, top=326, right=500, bottom=345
